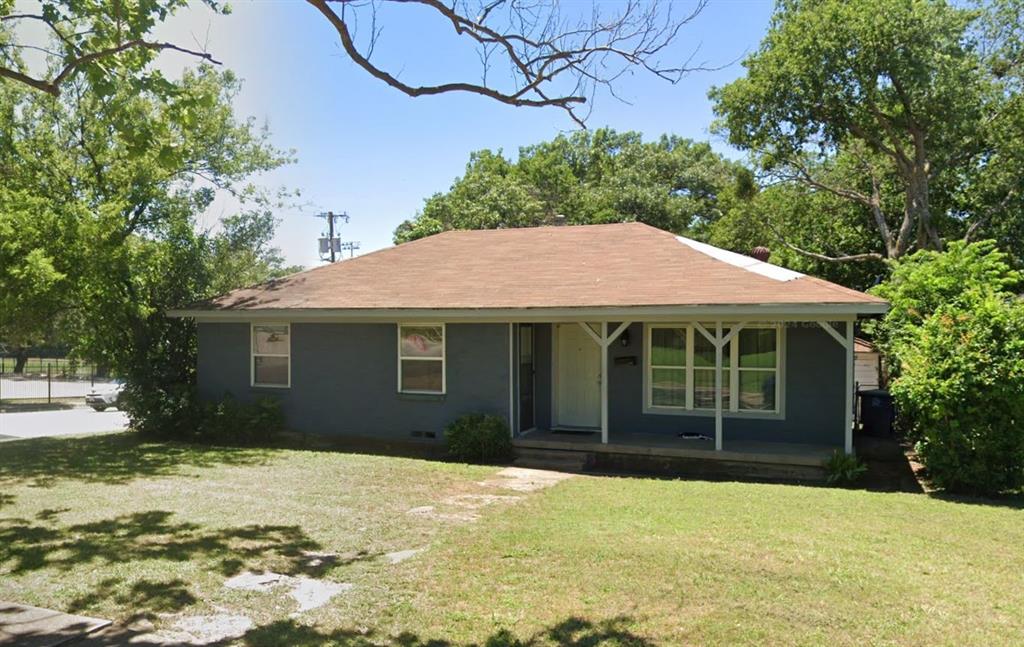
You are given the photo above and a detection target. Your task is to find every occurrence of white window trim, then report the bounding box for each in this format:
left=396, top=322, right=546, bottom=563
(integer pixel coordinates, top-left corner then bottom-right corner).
left=397, top=323, right=446, bottom=395
left=642, top=323, right=785, bottom=420
left=251, top=322, right=291, bottom=389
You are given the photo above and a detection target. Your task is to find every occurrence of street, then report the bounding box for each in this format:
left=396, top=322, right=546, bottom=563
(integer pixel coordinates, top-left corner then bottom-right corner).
left=0, top=407, right=128, bottom=441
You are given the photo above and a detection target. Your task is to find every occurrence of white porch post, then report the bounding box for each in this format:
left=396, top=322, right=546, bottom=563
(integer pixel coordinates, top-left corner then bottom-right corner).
left=508, top=322, right=515, bottom=436
left=844, top=321, right=855, bottom=455
left=578, top=321, right=630, bottom=445
left=714, top=321, right=723, bottom=451
left=601, top=321, right=609, bottom=444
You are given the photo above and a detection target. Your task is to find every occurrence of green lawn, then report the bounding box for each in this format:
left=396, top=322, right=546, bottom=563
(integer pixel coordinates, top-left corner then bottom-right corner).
left=0, top=356, right=100, bottom=377
left=1, top=433, right=1022, bottom=646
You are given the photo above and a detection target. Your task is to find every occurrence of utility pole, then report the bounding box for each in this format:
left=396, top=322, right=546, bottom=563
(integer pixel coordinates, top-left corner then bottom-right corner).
left=313, top=211, right=351, bottom=263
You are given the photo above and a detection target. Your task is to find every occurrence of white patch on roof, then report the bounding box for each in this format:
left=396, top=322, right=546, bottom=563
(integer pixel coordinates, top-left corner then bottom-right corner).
left=675, top=236, right=804, bottom=282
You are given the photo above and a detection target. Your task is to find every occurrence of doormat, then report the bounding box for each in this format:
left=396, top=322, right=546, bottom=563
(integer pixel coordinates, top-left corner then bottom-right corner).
left=677, top=432, right=713, bottom=441
left=551, top=430, right=598, bottom=436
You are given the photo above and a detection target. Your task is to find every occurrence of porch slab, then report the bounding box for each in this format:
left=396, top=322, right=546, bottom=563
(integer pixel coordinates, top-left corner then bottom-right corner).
left=514, top=429, right=834, bottom=467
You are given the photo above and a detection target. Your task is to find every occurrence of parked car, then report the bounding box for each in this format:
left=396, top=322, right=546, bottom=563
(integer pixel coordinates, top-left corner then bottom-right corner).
left=85, top=382, right=124, bottom=412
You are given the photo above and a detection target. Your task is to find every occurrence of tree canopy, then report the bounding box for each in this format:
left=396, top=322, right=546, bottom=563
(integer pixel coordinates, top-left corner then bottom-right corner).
left=395, top=129, right=756, bottom=244
left=0, top=65, right=294, bottom=384
left=710, top=0, right=1024, bottom=263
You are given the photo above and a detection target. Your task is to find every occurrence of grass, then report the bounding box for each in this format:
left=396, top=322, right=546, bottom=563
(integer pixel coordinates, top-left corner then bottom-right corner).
left=1, top=433, right=1023, bottom=645
left=0, top=357, right=101, bottom=377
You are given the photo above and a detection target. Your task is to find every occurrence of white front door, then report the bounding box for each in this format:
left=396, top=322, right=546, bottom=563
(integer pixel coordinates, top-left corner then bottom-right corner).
left=555, top=323, right=602, bottom=428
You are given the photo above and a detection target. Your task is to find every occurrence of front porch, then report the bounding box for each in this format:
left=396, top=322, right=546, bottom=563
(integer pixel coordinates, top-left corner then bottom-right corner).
left=509, top=317, right=857, bottom=464
left=513, top=428, right=834, bottom=467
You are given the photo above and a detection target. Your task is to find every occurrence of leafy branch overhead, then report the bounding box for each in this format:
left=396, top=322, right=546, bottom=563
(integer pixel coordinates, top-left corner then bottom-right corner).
left=0, top=0, right=224, bottom=96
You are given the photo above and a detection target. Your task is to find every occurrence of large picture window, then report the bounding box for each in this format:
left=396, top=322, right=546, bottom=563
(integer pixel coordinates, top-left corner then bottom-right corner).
left=398, top=324, right=445, bottom=394
left=646, top=324, right=780, bottom=415
left=252, top=323, right=290, bottom=387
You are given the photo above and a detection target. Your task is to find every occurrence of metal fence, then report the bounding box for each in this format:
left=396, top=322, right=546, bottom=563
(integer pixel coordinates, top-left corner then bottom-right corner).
left=0, top=358, right=118, bottom=402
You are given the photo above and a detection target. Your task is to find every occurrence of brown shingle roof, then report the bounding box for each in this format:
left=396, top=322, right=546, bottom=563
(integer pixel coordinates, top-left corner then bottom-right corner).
left=194, top=223, right=886, bottom=312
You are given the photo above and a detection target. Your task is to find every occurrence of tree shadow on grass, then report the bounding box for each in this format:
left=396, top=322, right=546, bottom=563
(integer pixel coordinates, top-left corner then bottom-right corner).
left=0, top=433, right=272, bottom=488
left=0, top=509, right=321, bottom=577
left=67, top=577, right=197, bottom=622
left=233, top=616, right=658, bottom=647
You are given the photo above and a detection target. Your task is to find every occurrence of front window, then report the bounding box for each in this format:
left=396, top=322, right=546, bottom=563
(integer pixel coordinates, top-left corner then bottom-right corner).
left=398, top=324, right=445, bottom=393
left=737, top=328, right=777, bottom=411
left=252, top=323, right=290, bottom=387
left=646, top=324, right=779, bottom=414
left=649, top=327, right=687, bottom=407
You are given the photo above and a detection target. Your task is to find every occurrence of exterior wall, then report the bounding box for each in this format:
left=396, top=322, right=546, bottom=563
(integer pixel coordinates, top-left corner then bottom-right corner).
left=196, top=318, right=847, bottom=448
left=197, top=322, right=510, bottom=442
left=533, top=321, right=847, bottom=447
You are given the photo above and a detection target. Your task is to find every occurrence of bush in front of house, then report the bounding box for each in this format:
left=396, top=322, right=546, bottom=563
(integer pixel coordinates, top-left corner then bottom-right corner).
left=198, top=396, right=286, bottom=445
left=889, top=292, right=1024, bottom=495
left=122, top=381, right=202, bottom=439
left=444, top=413, right=512, bottom=464
left=823, top=450, right=867, bottom=486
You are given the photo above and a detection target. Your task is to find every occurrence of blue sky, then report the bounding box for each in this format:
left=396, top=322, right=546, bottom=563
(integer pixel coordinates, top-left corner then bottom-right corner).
left=160, top=0, right=776, bottom=267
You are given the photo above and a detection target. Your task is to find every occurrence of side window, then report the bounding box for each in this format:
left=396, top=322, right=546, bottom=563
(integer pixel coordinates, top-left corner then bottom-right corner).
left=252, top=323, right=290, bottom=387
left=398, top=324, right=445, bottom=394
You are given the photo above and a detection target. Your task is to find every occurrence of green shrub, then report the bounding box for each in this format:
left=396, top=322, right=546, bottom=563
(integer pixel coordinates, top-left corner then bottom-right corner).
left=123, top=381, right=202, bottom=439
left=823, top=450, right=868, bottom=486
left=444, top=413, right=512, bottom=464
left=867, top=240, right=1021, bottom=376
left=198, top=396, right=286, bottom=445
left=890, top=293, right=1024, bottom=495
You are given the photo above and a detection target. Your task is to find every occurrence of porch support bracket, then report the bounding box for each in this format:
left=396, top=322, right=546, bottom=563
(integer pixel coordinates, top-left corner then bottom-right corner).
left=816, top=321, right=855, bottom=455
left=692, top=321, right=746, bottom=451
left=578, top=321, right=633, bottom=444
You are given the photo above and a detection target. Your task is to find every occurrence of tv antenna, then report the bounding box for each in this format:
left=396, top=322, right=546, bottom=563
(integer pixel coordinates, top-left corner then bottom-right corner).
left=313, top=211, right=359, bottom=262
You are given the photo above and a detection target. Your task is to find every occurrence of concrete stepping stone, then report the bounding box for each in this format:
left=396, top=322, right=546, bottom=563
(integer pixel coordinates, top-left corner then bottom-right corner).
left=384, top=548, right=423, bottom=564
left=0, top=602, right=110, bottom=647
left=223, top=571, right=288, bottom=592
left=172, top=613, right=253, bottom=644
left=288, top=578, right=354, bottom=613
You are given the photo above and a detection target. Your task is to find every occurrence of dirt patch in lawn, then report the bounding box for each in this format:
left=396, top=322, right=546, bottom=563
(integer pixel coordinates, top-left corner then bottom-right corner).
left=407, top=466, right=576, bottom=523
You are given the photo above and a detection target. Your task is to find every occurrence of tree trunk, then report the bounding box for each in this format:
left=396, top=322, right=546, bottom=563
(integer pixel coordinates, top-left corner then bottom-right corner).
left=13, top=348, right=28, bottom=374
left=909, top=138, right=942, bottom=252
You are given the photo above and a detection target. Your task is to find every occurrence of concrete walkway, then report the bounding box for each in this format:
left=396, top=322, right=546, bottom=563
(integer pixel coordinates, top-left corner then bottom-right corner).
left=0, top=407, right=128, bottom=441
left=0, top=602, right=109, bottom=647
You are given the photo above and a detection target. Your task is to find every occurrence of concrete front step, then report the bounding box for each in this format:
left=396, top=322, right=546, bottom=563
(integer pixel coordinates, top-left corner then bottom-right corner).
left=513, top=448, right=590, bottom=472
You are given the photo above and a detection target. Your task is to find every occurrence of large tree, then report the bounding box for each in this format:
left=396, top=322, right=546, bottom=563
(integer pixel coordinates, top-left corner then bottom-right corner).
left=395, top=129, right=755, bottom=243
left=710, top=0, right=1024, bottom=263
left=0, top=66, right=292, bottom=389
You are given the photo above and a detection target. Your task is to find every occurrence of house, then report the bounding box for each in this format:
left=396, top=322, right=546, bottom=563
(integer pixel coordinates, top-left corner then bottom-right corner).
left=170, top=222, right=888, bottom=466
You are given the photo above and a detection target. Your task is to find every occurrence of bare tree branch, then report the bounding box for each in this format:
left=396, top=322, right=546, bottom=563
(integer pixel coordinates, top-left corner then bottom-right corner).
left=764, top=218, right=886, bottom=263
left=307, top=0, right=708, bottom=125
